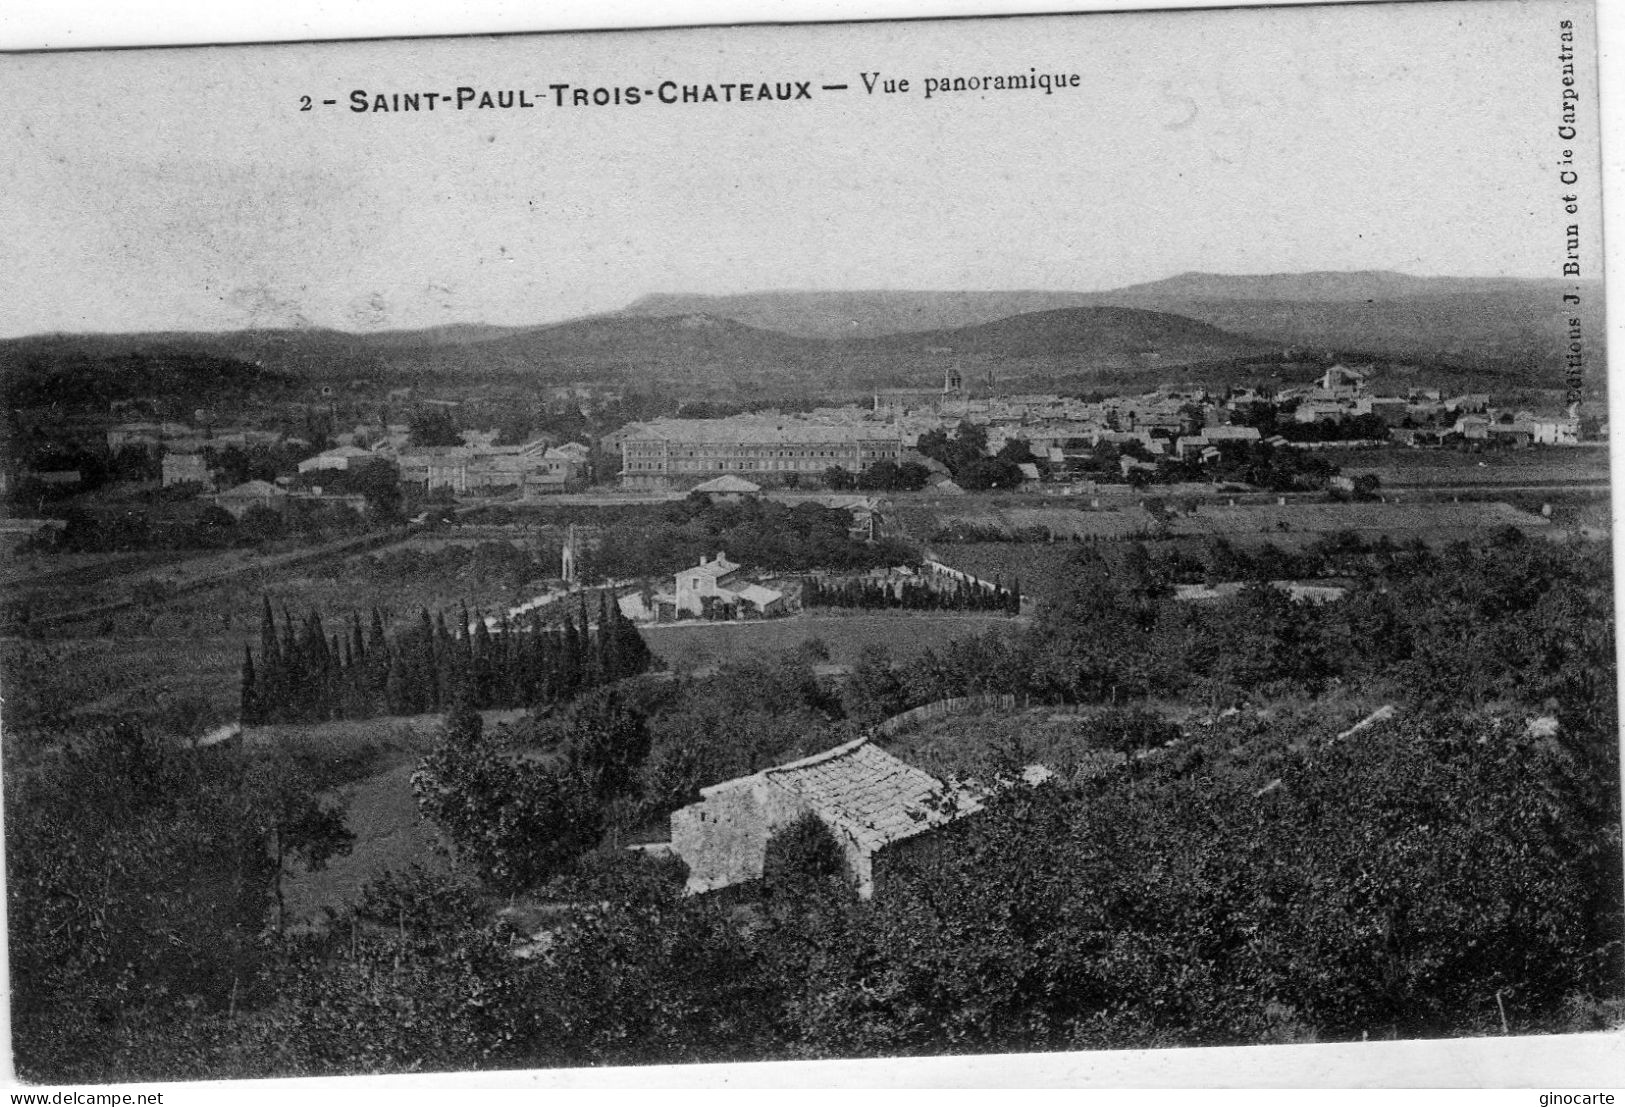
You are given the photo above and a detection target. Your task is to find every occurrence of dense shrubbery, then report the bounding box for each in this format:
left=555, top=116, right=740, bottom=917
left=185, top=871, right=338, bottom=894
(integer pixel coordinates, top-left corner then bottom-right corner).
left=823, top=459, right=934, bottom=492
left=915, top=420, right=1029, bottom=490
left=766, top=710, right=1614, bottom=1054
left=185, top=705, right=1620, bottom=1071
left=53, top=496, right=370, bottom=554
left=6, top=723, right=354, bottom=1081
left=11, top=530, right=1619, bottom=1079
left=635, top=645, right=847, bottom=816
left=874, top=533, right=1615, bottom=719
left=408, top=646, right=844, bottom=898
left=1110, top=439, right=1340, bottom=491
left=578, top=497, right=916, bottom=582
left=802, top=573, right=1020, bottom=614
left=340, top=540, right=564, bottom=590
left=412, top=699, right=605, bottom=894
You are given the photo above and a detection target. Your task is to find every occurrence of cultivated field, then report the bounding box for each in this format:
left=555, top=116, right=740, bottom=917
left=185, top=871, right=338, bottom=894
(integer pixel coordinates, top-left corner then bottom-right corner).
left=895, top=497, right=1151, bottom=542
left=254, top=710, right=528, bottom=927
left=1159, top=499, right=1548, bottom=540
left=929, top=499, right=1555, bottom=608
left=932, top=544, right=1081, bottom=606
left=2, top=485, right=1560, bottom=743
left=1336, top=446, right=1610, bottom=487
left=638, top=611, right=1024, bottom=673
left=882, top=693, right=1398, bottom=783
left=917, top=498, right=1550, bottom=547
left=0, top=542, right=572, bottom=738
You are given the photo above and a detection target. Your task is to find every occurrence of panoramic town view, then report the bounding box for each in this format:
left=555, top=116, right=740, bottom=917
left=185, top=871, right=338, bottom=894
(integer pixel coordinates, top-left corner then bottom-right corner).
left=1, top=0, right=1616, bottom=1087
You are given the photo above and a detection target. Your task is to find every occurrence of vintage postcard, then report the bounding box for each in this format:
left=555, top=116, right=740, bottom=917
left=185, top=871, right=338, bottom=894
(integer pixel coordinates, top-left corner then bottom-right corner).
left=1, top=0, right=1617, bottom=1091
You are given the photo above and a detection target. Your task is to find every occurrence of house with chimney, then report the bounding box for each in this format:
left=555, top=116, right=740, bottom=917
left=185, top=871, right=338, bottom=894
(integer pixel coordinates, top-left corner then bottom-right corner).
left=671, top=551, right=793, bottom=620
left=1318, top=364, right=1367, bottom=397
left=620, top=551, right=799, bottom=623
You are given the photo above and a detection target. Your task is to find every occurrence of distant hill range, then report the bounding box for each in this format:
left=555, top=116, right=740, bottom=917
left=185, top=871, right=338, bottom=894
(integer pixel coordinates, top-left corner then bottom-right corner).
left=2, top=272, right=1603, bottom=406
left=2, top=304, right=1281, bottom=404
left=372, top=304, right=1290, bottom=398
left=623, top=272, right=1606, bottom=379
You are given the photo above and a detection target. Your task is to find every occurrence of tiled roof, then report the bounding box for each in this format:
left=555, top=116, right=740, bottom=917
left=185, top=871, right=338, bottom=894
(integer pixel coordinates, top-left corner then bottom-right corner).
left=764, top=739, right=982, bottom=853
left=220, top=480, right=284, bottom=497
left=680, top=555, right=741, bottom=580
left=692, top=475, right=762, bottom=494
left=623, top=418, right=901, bottom=445
left=730, top=583, right=784, bottom=607
left=398, top=446, right=473, bottom=460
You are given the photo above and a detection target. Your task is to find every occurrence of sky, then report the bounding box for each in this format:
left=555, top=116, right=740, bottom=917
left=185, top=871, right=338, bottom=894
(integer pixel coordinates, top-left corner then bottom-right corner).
left=0, top=0, right=1607, bottom=336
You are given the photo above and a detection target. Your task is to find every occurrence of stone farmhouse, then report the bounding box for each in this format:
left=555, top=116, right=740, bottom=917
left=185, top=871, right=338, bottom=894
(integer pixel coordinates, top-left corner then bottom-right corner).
left=620, top=551, right=798, bottom=623
left=212, top=479, right=287, bottom=519
left=161, top=452, right=212, bottom=489
left=669, top=736, right=983, bottom=899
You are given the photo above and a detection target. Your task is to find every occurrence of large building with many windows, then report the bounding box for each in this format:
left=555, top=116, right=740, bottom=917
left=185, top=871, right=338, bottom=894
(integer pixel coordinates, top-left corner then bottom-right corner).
left=618, top=418, right=906, bottom=490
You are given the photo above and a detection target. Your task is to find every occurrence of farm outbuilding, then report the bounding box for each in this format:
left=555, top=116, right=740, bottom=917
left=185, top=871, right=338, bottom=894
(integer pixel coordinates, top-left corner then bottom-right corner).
left=691, top=475, right=763, bottom=502
left=669, top=737, right=983, bottom=899
left=212, top=480, right=287, bottom=518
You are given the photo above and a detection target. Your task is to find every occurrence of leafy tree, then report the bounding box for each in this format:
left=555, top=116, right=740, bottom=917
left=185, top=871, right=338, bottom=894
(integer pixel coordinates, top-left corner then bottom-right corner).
left=409, top=408, right=462, bottom=447
left=269, top=892, right=526, bottom=1075
left=841, top=644, right=909, bottom=725
left=244, top=758, right=356, bottom=932
left=823, top=465, right=855, bottom=490
left=1088, top=706, right=1180, bottom=771
left=567, top=689, right=653, bottom=802
left=854, top=459, right=931, bottom=492
left=412, top=699, right=604, bottom=894
left=917, top=419, right=991, bottom=480
left=956, top=455, right=1024, bottom=491
left=348, top=458, right=405, bottom=524
left=5, top=721, right=354, bottom=1081
left=762, top=812, right=851, bottom=896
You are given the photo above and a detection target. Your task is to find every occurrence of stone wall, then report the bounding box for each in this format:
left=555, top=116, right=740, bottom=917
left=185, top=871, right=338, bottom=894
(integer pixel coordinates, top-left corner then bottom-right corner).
left=670, top=777, right=809, bottom=894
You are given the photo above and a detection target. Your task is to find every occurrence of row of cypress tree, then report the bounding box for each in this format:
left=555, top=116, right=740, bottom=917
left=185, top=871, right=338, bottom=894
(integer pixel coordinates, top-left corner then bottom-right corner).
left=241, top=592, right=655, bottom=725
left=801, top=573, right=1021, bottom=615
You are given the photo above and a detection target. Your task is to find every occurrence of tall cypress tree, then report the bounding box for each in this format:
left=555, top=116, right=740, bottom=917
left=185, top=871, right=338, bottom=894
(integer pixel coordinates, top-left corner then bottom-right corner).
left=240, top=645, right=259, bottom=725
left=560, top=614, right=581, bottom=697
left=577, top=596, right=597, bottom=684
left=496, top=613, right=517, bottom=705
left=259, top=595, right=280, bottom=676
left=359, top=608, right=385, bottom=709
left=257, top=596, right=282, bottom=721
left=613, top=598, right=653, bottom=679
left=328, top=631, right=344, bottom=718
left=527, top=608, right=547, bottom=704
left=419, top=609, right=440, bottom=710
left=473, top=614, right=494, bottom=708
left=279, top=606, right=301, bottom=720
left=385, top=650, right=409, bottom=714
left=596, top=593, right=616, bottom=679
